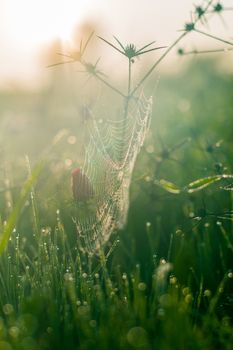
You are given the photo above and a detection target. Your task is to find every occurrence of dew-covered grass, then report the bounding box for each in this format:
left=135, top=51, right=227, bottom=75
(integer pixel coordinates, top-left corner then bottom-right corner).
left=0, top=58, right=233, bottom=349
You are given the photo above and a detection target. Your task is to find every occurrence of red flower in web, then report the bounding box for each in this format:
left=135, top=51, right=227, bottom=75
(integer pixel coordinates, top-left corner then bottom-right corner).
left=71, top=168, right=94, bottom=202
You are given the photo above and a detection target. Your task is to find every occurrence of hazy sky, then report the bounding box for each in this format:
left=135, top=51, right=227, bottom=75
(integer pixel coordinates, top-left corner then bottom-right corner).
left=1, top=0, right=233, bottom=89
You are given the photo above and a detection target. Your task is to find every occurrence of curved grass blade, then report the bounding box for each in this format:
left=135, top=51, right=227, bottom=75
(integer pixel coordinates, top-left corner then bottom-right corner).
left=0, top=162, right=44, bottom=255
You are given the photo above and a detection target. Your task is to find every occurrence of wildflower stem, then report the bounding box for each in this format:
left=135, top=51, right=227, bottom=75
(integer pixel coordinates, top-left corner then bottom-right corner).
left=128, top=59, right=132, bottom=96
left=93, top=72, right=126, bottom=98
left=194, top=29, right=233, bottom=46
left=120, top=58, right=133, bottom=162
left=131, top=0, right=215, bottom=96
left=131, top=32, right=187, bottom=95
left=182, top=47, right=233, bottom=55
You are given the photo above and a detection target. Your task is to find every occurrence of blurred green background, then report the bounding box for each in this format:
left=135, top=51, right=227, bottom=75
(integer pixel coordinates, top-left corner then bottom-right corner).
left=1, top=56, right=233, bottom=349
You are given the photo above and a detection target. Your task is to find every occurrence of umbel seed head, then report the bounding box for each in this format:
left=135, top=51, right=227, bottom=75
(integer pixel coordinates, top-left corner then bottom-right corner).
left=71, top=168, right=94, bottom=202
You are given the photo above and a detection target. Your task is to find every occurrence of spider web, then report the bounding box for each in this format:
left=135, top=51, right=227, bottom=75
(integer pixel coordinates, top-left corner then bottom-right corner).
left=74, top=92, right=153, bottom=253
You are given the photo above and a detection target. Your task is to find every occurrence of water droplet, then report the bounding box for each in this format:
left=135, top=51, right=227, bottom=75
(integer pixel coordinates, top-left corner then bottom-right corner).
left=204, top=289, right=211, bottom=297
left=127, top=327, right=148, bottom=348
left=157, top=308, right=165, bottom=318
left=9, top=326, right=20, bottom=339
left=89, top=320, right=97, bottom=328
left=3, top=304, right=14, bottom=315
left=122, top=273, right=127, bottom=280
left=138, top=282, right=147, bottom=291
left=170, top=276, right=177, bottom=285
left=182, top=287, right=190, bottom=296
left=145, top=176, right=151, bottom=182
left=185, top=294, right=193, bottom=304
left=64, top=273, right=73, bottom=282
left=67, top=135, right=76, bottom=145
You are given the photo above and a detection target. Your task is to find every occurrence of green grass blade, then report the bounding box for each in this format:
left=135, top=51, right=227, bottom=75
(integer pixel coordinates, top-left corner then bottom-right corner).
left=0, top=162, right=44, bottom=255
left=155, top=179, right=181, bottom=194
left=186, top=174, right=233, bottom=193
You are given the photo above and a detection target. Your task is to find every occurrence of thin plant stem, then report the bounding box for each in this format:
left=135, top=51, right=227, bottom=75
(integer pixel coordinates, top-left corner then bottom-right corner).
left=194, top=29, right=233, bottom=46
left=182, top=47, right=233, bottom=55
left=121, top=58, right=133, bottom=163
left=93, top=72, right=126, bottom=98
left=131, top=0, right=215, bottom=96
left=131, top=32, right=187, bottom=96
left=128, top=59, right=132, bottom=96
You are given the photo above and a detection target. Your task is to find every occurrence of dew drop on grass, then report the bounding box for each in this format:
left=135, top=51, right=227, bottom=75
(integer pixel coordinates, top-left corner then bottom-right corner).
left=185, top=294, right=193, bottom=304
left=159, top=294, right=172, bottom=307
left=204, top=289, right=212, bottom=297
left=89, top=320, right=97, bottom=328
left=122, top=273, right=127, bottom=280
left=3, top=304, right=14, bottom=316
left=127, top=327, right=149, bottom=348
left=67, top=135, right=76, bottom=145
left=182, top=287, right=190, bottom=296
left=169, top=275, right=177, bottom=285
left=47, top=327, right=53, bottom=334
left=9, top=326, right=20, bottom=339
left=138, top=282, right=147, bottom=291
left=64, top=273, right=73, bottom=282
left=145, top=176, right=151, bottom=182
left=157, top=308, right=165, bottom=318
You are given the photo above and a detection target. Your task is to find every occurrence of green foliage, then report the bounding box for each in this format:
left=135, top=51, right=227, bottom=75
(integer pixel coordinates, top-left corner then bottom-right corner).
left=0, top=0, right=233, bottom=346
left=0, top=162, right=43, bottom=255
left=0, top=59, right=232, bottom=349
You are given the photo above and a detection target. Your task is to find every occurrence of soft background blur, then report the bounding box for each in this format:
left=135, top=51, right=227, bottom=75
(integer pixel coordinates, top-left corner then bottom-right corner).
left=1, top=0, right=233, bottom=89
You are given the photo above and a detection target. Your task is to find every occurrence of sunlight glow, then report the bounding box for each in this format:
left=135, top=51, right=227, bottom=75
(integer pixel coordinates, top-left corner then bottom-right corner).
left=5, top=0, right=92, bottom=48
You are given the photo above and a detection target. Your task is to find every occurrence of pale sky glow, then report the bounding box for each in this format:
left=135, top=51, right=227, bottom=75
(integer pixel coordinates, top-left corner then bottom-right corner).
left=4, top=0, right=93, bottom=46
left=0, top=0, right=233, bottom=89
